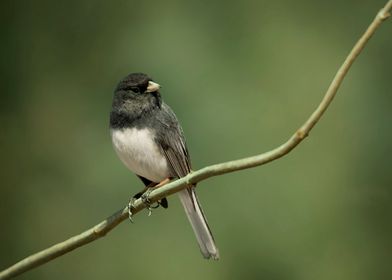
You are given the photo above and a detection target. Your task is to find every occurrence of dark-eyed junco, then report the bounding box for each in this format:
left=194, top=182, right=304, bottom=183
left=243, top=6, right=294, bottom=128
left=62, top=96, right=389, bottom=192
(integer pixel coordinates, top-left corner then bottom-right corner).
left=109, top=73, right=219, bottom=260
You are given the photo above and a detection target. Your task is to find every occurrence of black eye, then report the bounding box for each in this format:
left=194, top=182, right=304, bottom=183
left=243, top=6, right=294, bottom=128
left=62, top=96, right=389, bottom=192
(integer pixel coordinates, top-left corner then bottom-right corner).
left=131, top=87, right=140, bottom=93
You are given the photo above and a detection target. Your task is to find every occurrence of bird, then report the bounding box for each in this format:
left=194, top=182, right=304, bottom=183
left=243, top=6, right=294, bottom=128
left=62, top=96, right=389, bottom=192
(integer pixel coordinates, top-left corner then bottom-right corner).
left=109, top=72, right=219, bottom=260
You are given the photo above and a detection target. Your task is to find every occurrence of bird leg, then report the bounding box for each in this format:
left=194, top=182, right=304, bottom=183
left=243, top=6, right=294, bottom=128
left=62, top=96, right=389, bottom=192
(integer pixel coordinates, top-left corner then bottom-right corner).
left=141, top=178, right=170, bottom=209
left=128, top=182, right=156, bottom=222
left=154, top=178, right=171, bottom=189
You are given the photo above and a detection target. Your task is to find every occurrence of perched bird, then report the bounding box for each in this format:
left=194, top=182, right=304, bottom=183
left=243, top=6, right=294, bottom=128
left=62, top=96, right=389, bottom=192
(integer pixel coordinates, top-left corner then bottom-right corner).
left=109, top=73, right=219, bottom=260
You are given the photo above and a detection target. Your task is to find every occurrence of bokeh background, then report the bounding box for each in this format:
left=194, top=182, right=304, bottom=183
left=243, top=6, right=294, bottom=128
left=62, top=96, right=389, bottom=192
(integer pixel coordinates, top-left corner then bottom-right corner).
left=1, top=0, right=391, bottom=279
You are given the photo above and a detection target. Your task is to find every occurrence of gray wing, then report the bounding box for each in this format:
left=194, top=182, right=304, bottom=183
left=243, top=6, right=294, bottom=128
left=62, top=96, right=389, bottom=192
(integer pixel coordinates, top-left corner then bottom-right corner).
left=155, top=103, right=191, bottom=178
left=156, top=105, right=219, bottom=259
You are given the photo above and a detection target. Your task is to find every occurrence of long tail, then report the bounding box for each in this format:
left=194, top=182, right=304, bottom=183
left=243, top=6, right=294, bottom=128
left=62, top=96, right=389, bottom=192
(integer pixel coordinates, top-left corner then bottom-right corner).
left=178, top=187, right=219, bottom=260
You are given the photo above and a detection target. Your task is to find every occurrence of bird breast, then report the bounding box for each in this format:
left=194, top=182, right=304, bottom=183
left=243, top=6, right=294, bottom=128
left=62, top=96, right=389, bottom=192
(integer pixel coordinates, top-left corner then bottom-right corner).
left=111, top=127, right=169, bottom=182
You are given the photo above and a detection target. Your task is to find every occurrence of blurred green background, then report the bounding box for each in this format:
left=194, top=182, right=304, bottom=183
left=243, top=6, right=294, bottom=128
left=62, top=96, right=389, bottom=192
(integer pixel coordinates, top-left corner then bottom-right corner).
left=1, top=0, right=391, bottom=279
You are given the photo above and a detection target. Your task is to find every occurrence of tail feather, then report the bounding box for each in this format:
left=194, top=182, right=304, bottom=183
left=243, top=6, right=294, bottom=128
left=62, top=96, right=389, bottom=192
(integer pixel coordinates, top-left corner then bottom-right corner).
left=178, top=188, right=219, bottom=260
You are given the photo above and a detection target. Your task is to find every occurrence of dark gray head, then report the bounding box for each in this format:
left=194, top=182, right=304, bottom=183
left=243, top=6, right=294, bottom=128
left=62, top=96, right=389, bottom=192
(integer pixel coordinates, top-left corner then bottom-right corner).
left=110, top=73, right=162, bottom=128
left=115, top=73, right=160, bottom=94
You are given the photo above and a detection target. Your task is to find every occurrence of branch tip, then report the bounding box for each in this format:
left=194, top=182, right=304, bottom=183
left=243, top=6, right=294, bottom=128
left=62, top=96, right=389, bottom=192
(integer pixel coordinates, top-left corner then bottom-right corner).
left=378, top=9, right=391, bottom=20
left=295, top=129, right=308, bottom=140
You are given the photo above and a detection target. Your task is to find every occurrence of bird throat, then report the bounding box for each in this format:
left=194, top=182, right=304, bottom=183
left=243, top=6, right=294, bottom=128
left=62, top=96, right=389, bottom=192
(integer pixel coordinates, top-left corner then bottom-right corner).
left=110, top=90, right=162, bottom=129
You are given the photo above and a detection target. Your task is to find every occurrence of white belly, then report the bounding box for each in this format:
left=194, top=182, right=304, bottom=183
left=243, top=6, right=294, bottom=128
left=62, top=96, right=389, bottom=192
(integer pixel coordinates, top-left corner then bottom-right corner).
left=111, top=128, right=169, bottom=182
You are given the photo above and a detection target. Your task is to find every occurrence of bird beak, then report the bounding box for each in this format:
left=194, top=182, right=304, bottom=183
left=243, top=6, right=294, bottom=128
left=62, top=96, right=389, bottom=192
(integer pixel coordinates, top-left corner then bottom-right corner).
left=146, top=81, right=161, bottom=93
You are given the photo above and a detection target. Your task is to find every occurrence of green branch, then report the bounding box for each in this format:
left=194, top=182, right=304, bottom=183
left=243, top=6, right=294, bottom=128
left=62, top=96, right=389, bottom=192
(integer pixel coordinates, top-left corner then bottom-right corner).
left=1, top=1, right=391, bottom=279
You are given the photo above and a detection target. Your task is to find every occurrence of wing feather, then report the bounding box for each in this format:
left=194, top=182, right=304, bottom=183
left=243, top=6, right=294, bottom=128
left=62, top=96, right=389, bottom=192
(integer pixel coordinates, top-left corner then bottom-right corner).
left=155, top=103, right=191, bottom=178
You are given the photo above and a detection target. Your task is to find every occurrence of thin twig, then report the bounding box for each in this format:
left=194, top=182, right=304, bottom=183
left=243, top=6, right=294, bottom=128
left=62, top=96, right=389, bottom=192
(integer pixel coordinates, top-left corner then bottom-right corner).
left=1, top=1, right=391, bottom=279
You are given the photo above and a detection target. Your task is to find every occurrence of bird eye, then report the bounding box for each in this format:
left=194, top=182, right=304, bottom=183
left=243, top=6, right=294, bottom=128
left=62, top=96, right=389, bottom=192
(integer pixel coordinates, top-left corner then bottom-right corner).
left=131, top=87, right=140, bottom=93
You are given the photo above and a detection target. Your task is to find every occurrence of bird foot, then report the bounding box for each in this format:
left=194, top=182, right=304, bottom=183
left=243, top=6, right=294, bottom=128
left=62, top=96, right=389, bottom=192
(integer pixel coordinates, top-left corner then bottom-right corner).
left=141, top=188, right=160, bottom=217
left=127, top=191, right=160, bottom=222
left=128, top=179, right=171, bottom=222
left=127, top=197, right=136, bottom=223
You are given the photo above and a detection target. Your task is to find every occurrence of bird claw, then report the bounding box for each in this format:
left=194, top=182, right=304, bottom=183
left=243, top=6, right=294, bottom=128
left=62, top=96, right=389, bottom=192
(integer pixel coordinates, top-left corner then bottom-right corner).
left=141, top=188, right=160, bottom=217
left=141, top=188, right=153, bottom=205
left=128, top=188, right=163, bottom=222
left=128, top=197, right=136, bottom=223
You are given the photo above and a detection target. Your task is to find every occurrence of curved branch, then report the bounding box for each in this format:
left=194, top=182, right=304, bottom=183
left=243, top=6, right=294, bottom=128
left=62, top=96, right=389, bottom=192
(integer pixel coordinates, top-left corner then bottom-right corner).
left=1, top=1, right=391, bottom=279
